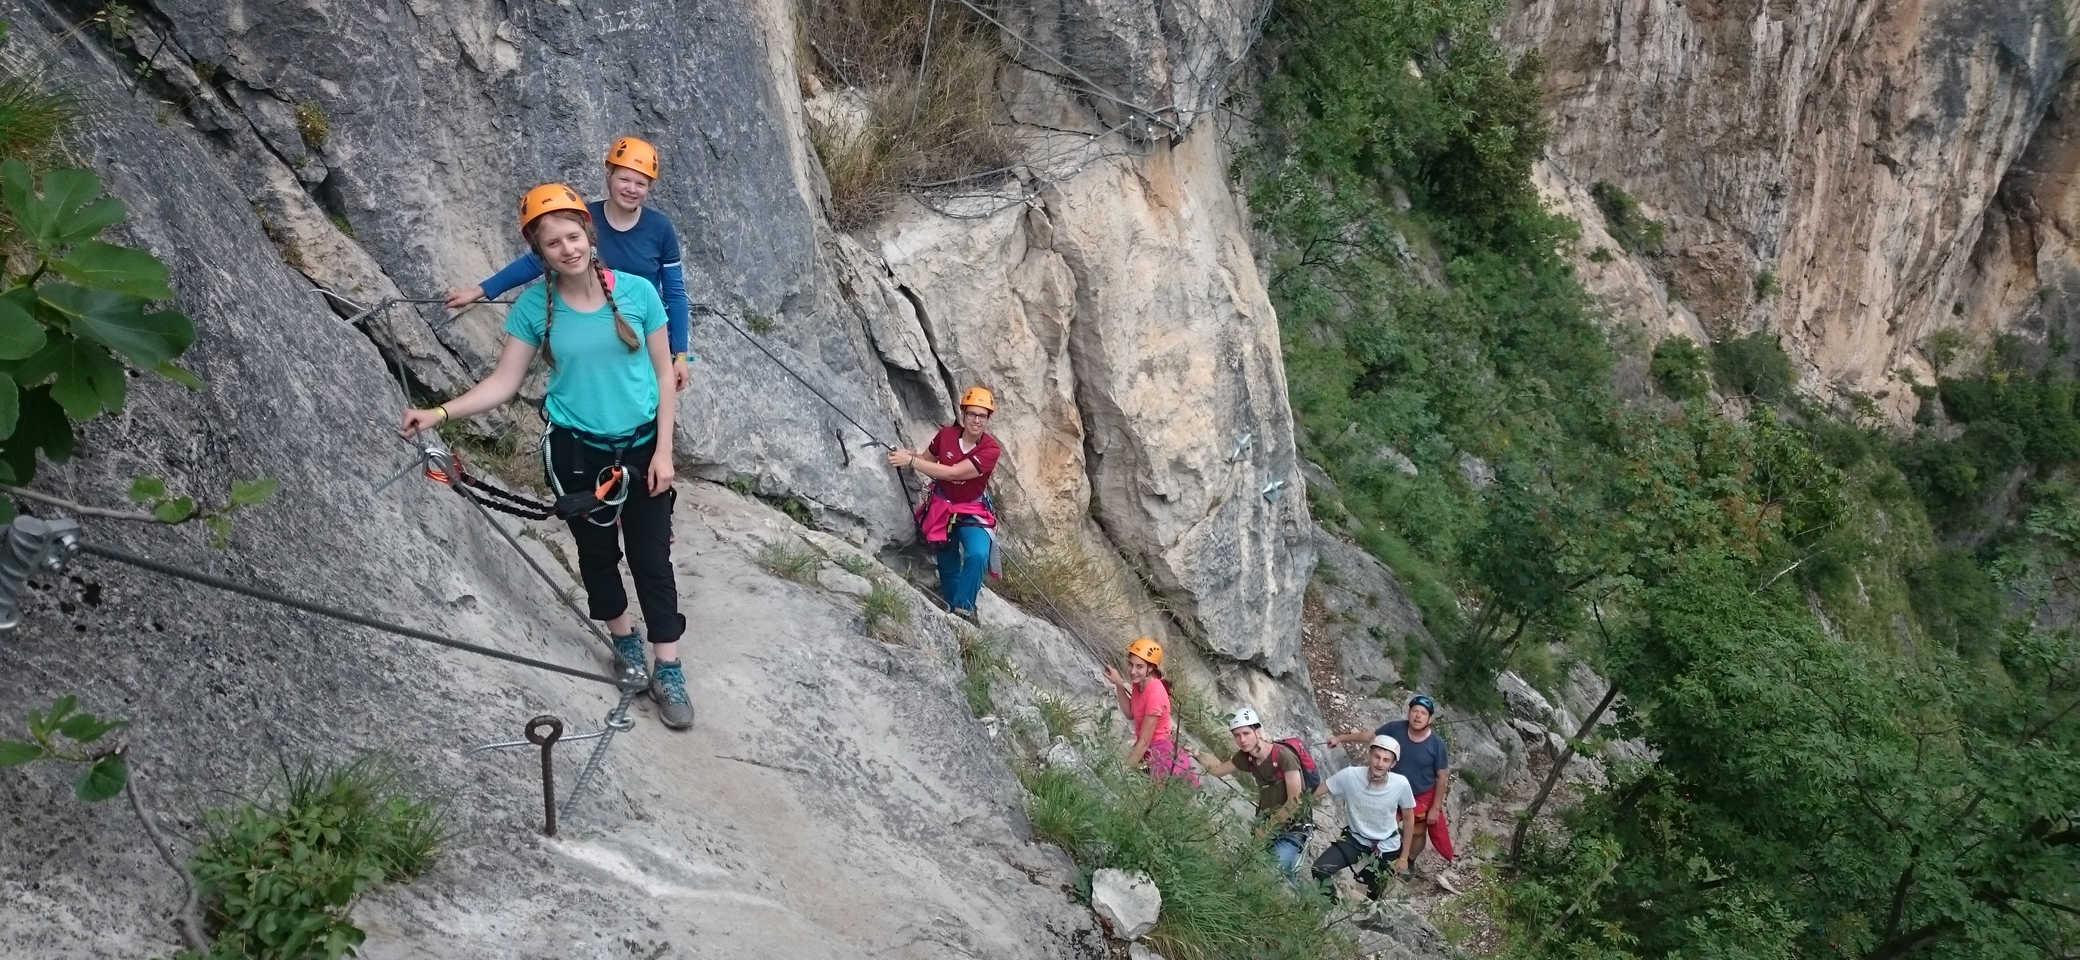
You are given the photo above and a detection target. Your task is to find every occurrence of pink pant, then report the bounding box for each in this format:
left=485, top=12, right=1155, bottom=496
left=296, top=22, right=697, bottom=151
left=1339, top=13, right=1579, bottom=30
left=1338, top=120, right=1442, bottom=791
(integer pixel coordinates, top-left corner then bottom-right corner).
left=1145, top=738, right=1201, bottom=786
left=1412, top=788, right=1456, bottom=861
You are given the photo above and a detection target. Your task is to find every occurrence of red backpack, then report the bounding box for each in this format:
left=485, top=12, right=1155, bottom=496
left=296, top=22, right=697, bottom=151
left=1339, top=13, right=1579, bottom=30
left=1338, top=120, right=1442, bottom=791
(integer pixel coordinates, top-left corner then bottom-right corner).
left=1274, top=738, right=1322, bottom=792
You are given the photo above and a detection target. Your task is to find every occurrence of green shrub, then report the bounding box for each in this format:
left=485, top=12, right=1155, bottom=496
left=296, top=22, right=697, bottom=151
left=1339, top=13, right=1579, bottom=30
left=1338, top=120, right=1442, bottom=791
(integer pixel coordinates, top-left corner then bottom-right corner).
left=183, top=755, right=445, bottom=960
left=1590, top=181, right=1665, bottom=254
left=1022, top=758, right=1354, bottom=960
left=1711, top=332, right=1797, bottom=401
left=1752, top=269, right=1779, bottom=298
left=1649, top=337, right=1710, bottom=400
left=1904, top=548, right=2005, bottom=655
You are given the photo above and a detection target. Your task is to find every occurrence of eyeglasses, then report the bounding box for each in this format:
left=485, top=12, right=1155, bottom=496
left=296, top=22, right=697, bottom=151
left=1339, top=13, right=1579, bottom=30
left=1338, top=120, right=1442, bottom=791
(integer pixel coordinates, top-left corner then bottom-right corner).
left=961, top=410, right=992, bottom=420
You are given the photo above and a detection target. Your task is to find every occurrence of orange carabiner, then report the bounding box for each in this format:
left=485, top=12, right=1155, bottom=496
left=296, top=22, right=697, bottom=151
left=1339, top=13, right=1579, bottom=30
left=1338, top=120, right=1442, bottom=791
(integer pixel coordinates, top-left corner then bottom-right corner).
left=426, top=450, right=464, bottom=485
left=594, top=464, right=624, bottom=500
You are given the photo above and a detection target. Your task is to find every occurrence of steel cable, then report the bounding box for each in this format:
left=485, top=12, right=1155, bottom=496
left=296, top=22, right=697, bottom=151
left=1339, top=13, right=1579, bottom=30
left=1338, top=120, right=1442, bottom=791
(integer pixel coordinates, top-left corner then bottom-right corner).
left=701, top=306, right=899, bottom=451
left=76, top=543, right=625, bottom=689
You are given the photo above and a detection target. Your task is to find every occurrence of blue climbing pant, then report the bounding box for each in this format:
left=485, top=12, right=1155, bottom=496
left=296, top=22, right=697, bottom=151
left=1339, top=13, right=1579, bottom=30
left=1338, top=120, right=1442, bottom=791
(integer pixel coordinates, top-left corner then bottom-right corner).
left=936, top=522, right=991, bottom=613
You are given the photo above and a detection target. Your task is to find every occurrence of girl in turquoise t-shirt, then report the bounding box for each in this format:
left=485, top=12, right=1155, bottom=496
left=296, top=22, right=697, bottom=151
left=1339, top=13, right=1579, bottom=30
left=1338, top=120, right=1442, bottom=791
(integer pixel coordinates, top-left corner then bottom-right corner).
left=402, top=183, right=694, bottom=731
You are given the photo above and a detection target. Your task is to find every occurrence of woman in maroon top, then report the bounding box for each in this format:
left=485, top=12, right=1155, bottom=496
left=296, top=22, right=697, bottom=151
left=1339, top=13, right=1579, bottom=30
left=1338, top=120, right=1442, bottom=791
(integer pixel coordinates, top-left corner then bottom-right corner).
left=889, top=387, right=1001, bottom=622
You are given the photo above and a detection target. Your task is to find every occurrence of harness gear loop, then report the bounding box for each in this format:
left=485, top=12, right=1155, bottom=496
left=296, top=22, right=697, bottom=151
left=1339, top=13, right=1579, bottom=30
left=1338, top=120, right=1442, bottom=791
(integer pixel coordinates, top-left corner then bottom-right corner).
left=541, top=423, right=645, bottom=527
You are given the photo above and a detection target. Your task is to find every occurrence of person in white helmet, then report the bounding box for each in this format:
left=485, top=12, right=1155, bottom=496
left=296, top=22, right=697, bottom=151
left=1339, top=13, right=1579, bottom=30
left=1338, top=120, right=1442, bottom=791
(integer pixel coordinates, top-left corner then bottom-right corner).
left=1310, top=734, right=1417, bottom=900
left=1191, top=706, right=1311, bottom=881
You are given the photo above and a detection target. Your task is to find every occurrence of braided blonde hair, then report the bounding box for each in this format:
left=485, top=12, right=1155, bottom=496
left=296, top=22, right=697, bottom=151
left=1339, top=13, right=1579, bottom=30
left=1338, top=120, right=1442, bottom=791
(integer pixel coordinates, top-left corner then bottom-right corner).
left=524, top=209, right=640, bottom=367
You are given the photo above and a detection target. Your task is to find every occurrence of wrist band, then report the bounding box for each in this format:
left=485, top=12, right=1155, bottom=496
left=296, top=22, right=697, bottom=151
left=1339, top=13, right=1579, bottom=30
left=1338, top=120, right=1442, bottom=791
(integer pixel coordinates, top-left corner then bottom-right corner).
left=434, top=405, right=449, bottom=422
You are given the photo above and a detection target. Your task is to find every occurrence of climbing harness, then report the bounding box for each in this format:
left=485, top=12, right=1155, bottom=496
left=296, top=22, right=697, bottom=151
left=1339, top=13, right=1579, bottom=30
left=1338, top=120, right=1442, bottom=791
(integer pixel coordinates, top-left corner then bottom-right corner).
left=539, top=425, right=645, bottom=528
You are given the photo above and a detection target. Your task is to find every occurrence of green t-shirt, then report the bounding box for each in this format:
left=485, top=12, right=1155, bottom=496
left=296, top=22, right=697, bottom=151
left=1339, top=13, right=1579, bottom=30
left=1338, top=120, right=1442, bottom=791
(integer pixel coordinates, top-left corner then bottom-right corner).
left=504, top=270, right=666, bottom=437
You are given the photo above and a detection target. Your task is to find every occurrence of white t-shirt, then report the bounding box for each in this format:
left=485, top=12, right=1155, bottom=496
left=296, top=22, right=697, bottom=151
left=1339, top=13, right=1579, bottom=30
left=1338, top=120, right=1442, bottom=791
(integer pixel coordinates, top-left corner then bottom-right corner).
left=1325, top=766, right=1416, bottom=851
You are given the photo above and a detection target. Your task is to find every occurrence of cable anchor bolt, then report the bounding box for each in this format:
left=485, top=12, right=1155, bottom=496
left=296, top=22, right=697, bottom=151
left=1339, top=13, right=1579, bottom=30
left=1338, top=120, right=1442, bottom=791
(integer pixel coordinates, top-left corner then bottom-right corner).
left=525, top=715, right=564, bottom=837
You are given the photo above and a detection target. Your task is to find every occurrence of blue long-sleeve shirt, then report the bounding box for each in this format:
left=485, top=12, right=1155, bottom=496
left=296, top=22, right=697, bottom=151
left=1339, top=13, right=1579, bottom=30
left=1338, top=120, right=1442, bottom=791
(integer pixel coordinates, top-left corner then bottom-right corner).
left=483, top=199, right=691, bottom=355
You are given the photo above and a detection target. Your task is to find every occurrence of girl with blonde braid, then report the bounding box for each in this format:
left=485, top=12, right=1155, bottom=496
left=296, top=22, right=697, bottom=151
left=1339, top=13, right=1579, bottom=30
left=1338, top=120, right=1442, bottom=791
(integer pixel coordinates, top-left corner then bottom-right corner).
left=402, top=184, right=694, bottom=730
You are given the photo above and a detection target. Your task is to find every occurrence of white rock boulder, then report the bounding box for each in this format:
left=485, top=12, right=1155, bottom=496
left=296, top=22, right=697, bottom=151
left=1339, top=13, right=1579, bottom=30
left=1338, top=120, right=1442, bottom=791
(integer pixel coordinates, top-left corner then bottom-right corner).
left=1091, top=868, right=1163, bottom=941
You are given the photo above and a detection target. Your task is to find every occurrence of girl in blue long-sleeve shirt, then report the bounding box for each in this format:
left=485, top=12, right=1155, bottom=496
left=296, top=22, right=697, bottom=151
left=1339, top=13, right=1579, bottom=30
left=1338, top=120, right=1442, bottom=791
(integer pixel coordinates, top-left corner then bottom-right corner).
left=447, top=137, right=693, bottom=391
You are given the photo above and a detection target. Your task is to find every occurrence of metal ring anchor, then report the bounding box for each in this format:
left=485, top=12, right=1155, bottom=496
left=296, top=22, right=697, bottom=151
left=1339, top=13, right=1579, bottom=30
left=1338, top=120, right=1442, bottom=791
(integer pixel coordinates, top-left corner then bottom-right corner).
left=525, top=715, right=563, bottom=836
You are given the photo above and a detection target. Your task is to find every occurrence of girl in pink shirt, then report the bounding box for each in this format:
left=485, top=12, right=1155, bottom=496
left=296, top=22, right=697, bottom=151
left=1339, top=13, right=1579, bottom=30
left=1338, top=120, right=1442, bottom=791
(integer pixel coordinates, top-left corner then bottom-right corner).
left=1103, top=638, right=1200, bottom=785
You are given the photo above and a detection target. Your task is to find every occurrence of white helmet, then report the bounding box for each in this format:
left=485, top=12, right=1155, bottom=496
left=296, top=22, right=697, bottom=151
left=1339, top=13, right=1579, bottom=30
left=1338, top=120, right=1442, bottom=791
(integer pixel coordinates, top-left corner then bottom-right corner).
left=1369, top=734, right=1401, bottom=758
left=1227, top=706, right=1261, bottom=730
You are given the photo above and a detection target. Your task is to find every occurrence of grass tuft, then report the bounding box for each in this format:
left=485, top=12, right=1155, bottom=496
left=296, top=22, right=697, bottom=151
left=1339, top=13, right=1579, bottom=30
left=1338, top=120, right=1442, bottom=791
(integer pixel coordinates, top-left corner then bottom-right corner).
left=756, top=539, right=821, bottom=583
left=0, top=75, right=77, bottom=168
left=803, top=0, right=1014, bottom=228
left=1034, top=693, right=1092, bottom=741
left=834, top=552, right=875, bottom=578
left=995, top=538, right=1140, bottom=642
left=294, top=102, right=329, bottom=150
left=955, top=627, right=1012, bottom=717
left=862, top=580, right=911, bottom=641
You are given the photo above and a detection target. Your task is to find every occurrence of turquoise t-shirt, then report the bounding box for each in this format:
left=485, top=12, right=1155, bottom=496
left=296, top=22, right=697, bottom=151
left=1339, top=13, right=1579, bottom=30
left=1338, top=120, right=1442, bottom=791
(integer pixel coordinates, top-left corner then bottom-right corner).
left=504, top=270, right=666, bottom=438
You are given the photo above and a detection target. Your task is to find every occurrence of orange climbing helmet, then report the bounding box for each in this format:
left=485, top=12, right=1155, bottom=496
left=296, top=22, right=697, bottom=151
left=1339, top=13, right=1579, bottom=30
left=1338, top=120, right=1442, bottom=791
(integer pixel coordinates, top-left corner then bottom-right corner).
left=959, top=387, right=996, bottom=413
left=1127, top=637, right=1163, bottom=667
left=518, top=184, right=589, bottom=235
left=605, top=136, right=660, bottom=180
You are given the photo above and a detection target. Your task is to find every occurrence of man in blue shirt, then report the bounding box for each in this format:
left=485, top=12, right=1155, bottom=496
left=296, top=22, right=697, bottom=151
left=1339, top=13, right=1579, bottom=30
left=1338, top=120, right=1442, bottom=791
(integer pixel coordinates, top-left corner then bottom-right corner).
left=447, top=137, right=693, bottom=391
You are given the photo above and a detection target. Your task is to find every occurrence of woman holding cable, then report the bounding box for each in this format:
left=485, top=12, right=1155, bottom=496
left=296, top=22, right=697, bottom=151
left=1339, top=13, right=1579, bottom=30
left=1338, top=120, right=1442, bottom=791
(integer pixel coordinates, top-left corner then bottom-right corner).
left=405, top=184, right=693, bottom=730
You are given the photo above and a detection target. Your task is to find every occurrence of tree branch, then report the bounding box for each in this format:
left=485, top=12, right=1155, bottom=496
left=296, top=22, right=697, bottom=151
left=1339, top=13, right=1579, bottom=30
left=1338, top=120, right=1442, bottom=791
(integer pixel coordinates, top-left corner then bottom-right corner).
left=1862, top=919, right=1959, bottom=960
left=123, top=764, right=208, bottom=953
left=2, top=486, right=161, bottom=523
left=1510, top=676, right=1620, bottom=869
left=1881, top=853, right=1919, bottom=945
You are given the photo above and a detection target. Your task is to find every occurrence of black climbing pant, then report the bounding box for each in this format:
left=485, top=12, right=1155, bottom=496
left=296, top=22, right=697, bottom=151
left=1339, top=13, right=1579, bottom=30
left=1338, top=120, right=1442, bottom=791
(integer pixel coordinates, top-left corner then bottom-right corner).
left=1311, top=829, right=1400, bottom=901
left=546, top=425, right=685, bottom=644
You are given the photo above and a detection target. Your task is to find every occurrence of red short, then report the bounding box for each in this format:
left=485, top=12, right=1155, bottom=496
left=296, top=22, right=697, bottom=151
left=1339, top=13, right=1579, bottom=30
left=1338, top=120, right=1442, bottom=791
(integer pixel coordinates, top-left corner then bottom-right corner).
left=1411, top=788, right=1456, bottom=861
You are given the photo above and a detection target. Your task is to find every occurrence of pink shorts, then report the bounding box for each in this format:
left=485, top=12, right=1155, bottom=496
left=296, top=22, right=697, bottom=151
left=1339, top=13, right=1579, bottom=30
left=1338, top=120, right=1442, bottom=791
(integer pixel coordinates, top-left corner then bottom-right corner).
left=1145, top=738, right=1201, bottom=786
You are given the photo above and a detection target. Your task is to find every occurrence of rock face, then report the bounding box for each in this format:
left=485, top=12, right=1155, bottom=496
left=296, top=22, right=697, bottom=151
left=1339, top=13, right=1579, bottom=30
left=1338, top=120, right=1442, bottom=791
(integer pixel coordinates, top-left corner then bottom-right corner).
left=88, top=0, right=1312, bottom=666
left=1508, top=0, right=2073, bottom=410
left=0, top=0, right=1308, bottom=950
left=877, top=127, right=1314, bottom=674
left=1090, top=867, right=1163, bottom=940
left=997, top=0, right=1270, bottom=132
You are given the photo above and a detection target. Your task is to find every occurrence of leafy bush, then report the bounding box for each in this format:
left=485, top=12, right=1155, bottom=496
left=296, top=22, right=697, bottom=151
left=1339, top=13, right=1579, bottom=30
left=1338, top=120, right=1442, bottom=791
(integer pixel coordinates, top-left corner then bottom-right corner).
left=182, top=755, right=446, bottom=960
left=1904, top=547, right=2005, bottom=655
left=1710, top=332, right=1796, bottom=401
left=1022, top=756, right=1353, bottom=960
left=1924, top=328, right=1967, bottom=371
left=1589, top=181, right=1665, bottom=254
left=1649, top=337, right=1710, bottom=400
left=0, top=159, right=202, bottom=498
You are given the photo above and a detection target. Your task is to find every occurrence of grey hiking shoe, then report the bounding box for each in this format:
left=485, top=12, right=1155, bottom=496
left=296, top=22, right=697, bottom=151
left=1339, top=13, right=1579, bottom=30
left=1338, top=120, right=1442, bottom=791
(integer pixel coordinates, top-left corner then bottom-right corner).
left=650, top=659, right=695, bottom=730
left=612, top=628, right=645, bottom=673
